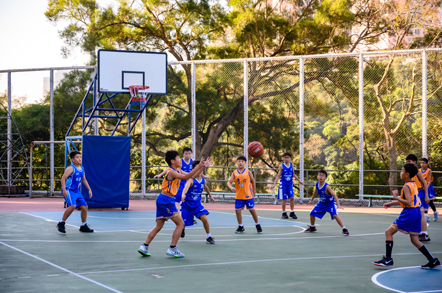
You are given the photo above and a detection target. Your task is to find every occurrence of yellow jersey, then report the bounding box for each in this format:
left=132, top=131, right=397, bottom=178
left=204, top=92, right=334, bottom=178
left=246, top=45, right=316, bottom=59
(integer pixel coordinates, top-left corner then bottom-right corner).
left=161, top=167, right=181, bottom=197
left=421, top=168, right=431, bottom=185
left=233, top=169, right=254, bottom=200
left=411, top=173, right=423, bottom=190
left=400, top=181, right=420, bottom=208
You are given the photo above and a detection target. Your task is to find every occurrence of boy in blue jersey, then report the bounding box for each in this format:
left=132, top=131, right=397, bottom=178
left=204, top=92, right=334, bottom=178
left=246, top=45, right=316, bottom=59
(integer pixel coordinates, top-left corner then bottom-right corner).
left=373, top=163, right=440, bottom=269
left=180, top=160, right=216, bottom=244
left=305, top=170, right=349, bottom=235
left=420, top=158, right=438, bottom=222
left=56, top=151, right=93, bottom=233
left=270, top=152, right=304, bottom=219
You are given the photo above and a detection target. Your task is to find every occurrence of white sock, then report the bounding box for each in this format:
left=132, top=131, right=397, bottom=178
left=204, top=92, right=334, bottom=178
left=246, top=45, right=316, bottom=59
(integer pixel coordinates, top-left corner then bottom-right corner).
left=60, top=220, right=65, bottom=223
left=255, top=222, right=260, bottom=226
left=423, top=231, right=428, bottom=235
left=342, top=227, right=346, bottom=230
left=239, top=224, right=244, bottom=227
left=291, top=210, right=294, bottom=213
left=206, top=233, right=211, bottom=238
left=310, top=225, right=315, bottom=227
left=82, top=222, right=87, bottom=226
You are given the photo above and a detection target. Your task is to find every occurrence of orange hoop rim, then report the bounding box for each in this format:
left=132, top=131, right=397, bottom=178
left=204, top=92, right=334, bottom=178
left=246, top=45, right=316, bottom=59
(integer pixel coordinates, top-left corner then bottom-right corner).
left=129, top=85, right=150, bottom=97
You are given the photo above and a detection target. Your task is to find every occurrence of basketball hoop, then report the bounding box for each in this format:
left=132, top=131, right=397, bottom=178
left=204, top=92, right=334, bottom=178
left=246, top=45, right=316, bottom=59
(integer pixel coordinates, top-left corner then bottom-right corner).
left=129, top=85, right=150, bottom=107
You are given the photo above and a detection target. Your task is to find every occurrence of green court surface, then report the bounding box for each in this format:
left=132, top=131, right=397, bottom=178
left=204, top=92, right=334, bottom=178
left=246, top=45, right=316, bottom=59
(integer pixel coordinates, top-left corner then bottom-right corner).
left=1, top=210, right=441, bottom=293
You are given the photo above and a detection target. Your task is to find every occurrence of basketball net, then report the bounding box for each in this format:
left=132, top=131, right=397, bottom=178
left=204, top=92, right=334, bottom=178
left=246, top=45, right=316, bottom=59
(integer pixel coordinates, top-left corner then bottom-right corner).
left=129, top=85, right=150, bottom=107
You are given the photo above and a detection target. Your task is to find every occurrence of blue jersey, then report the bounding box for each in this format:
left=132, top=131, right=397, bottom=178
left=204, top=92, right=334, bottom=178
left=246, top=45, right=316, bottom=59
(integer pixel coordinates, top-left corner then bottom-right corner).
left=180, top=158, right=193, bottom=188
left=316, top=182, right=334, bottom=203
left=183, top=177, right=205, bottom=208
left=66, top=165, right=84, bottom=192
left=281, top=163, right=293, bottom=182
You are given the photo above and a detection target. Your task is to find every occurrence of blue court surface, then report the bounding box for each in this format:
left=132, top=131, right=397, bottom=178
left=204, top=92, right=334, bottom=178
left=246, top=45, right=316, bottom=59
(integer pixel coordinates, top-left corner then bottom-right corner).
left=372, top=266, right=442, bottom=293
left=22, top=211, right=306, bottom=232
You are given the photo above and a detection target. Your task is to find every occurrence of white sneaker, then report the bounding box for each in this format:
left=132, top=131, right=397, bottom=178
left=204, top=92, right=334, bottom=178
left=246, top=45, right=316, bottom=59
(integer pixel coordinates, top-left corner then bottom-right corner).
left=138, top=244, right=150, bottom=256
left=434, top=211, right=439, bottom=222
left=166, top=247, right=185, bottom=258
left=425, top=213, right=431, bottom=222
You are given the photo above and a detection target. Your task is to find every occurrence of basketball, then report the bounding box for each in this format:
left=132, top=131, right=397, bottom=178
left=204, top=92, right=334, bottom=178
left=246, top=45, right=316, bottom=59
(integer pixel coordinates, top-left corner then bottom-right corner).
left=248, top=141, right=264, bottom=158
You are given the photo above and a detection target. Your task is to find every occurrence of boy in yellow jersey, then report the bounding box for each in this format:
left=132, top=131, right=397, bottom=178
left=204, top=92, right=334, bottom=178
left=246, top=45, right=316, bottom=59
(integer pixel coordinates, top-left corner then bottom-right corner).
left=405, top=154, right=430, bottom=242
left=420, top=158, right=438, bottom=222
left=374, top=163, right=440, bottom=269
left=138, top=150, right=210, bottom=258
left=227, top=155, right=262, bottom=234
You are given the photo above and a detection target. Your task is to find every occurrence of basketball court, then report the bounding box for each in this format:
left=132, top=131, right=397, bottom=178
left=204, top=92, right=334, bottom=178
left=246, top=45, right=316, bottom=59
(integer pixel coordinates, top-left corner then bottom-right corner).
left=1, top=198, right=441, bottom=293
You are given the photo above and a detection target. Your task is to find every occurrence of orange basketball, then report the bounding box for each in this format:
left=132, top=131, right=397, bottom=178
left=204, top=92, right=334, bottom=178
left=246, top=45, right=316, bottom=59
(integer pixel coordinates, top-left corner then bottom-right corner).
left=248, top=141, right=264, bottom=158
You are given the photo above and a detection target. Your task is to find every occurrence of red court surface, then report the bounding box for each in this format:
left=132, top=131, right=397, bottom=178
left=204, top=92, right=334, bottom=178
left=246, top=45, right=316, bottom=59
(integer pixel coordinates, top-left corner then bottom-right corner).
left=0, top=197, right=402, bottom=214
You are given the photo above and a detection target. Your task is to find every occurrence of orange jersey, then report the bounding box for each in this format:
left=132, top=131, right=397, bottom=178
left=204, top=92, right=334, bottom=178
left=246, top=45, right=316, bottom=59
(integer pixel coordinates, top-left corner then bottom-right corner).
left=400, top=181, right=420, bottom=208
left=420, top=168, right=431, bottom=185
left=233, top=169, right=254, bottom=200
left=411, top=173, right=423, bottom=190
left=161, top=167, right=181, bottom=197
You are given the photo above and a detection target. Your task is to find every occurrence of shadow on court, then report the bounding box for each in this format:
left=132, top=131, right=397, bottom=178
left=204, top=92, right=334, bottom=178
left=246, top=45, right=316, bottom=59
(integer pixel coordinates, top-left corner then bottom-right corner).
left=1, top=209, right=441, bottom=293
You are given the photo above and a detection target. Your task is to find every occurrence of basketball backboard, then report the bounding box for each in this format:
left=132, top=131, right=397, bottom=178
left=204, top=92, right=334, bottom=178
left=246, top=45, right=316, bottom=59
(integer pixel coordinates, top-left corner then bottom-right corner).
left=98, top=49, right=167, bottom=94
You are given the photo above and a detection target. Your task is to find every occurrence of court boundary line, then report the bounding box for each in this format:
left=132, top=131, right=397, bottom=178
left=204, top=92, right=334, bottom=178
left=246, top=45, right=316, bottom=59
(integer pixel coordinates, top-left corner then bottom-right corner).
left=211, top=210, right=310, bottom=225
left=20, top=212, right=79, bottom=229
left=371, top=266, right=442, bottom=293
left=0, top=232, right=386, bottom=243
left=0, top=241, right=122, bottom=293
left=77, top=251, right=442, bottom=276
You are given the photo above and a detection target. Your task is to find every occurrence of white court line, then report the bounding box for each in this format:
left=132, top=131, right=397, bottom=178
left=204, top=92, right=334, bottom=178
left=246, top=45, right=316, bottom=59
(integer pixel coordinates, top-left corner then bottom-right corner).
left=155, top=227, right=305, bottom=237
left=79, top=251, right=442, bottom=276
left=211, top=210, right=310, bottom=226
left=0, top=232, right=386, bottom=243
left=88, top=216, right=156, bottom=220
left=0, top=241, right=123, bottom=293
left=372, top=266, right=442, bottom=293
left=20, top=212, right=79, bottom=229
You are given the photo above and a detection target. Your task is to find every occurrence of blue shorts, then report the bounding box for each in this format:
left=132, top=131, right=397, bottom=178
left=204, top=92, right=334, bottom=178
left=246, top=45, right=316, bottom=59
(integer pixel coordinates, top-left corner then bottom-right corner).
left=418, top=190, right=429, bottom=210
left=65, top=190, right=87, bottom=208
left=392, top=207, right=421, bottom=235
left=429, top=184, right=436, bottom=200
left=278, top=181, right=294, bottom=200
left=156, top=193, right=179, bottom=220
left=310, top=201, right=338, bottom=220
left=181, top=202, right=209, bottom=227
left=235, top=198, right=255, bottom=210
left=174, top=186, right=184, bottom=203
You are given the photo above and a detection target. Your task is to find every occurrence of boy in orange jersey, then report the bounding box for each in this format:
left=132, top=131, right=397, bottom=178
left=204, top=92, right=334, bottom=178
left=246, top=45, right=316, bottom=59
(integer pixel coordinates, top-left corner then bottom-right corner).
left=138, top=150, right=210, bottom=258
left=227, top=155, right=262, bottom=234
left=420, top=158, right=438, bottom=222
left=405, top=154, right=430, bottom=242
left=374, top=163, right=440, bottom=269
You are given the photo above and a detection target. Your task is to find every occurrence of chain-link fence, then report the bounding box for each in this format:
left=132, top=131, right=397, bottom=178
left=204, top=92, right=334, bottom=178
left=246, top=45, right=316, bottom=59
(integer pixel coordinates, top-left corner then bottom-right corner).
left=1, top=49, right=442, bottom=201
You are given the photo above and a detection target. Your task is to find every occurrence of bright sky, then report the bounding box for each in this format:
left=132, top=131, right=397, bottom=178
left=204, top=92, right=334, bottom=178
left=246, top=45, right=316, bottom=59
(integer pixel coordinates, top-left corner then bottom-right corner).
left=0, top=0, right=114, bottom=105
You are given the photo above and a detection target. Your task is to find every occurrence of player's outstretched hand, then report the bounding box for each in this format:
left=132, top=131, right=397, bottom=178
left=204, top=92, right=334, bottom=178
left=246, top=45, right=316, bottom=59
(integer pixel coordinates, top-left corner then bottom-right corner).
left=384, top=202, right=393, bottom=209
left=153, top=174, right=161, bottom=178
left=204, top=157, right=213, bottom=168
left=270, top=184, right=275, bottom=191
left=198, top=157, right=206, bottom=168
left=299, top=181, right=304, bottom=185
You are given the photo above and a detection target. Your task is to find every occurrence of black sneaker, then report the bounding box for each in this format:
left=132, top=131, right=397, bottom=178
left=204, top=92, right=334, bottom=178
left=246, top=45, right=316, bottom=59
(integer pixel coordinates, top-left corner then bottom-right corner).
left=79, top=223, right=94, bottom=233
left=56, top=222, right=66, bottom=233
left=421, top=234, right=431, bottom=242
left=373, top=256, right=394, bottom=267
left=419, top=234, right=425, bottom=241
left=235, top=226, right=245, bottom=234
left=193, top=219, right=198, bottom=225
left=181, top=227, right=185, bottom=238
left=305, top=226, right=317, bottom=232
left=206, top=236, right=215, bottom=244
left=421, top=258, right=441, bottom=269
left=282, top=212, right=289, bottom=219
left=289, top=211, right=298, bottom=219
left=342, top=228, right=349, bottom=236
left=256, top=224, right=263, bottom=234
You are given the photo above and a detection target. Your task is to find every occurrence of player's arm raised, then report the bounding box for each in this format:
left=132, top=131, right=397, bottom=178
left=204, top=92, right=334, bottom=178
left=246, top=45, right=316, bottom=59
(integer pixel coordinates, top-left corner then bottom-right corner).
left=61, top=166, right=74, bottom=198
left=249, top=170, right=256, bottom=197
left=82, top=173, right=93, bottom=198
left=227, top=172, right=236, bottom=193
left=168, top=158, right=208, bottom=181
left=270, top=165, right=282, bottom=190
left=181, top=179, right=193, bottom=202
left=417, top=171, right=429, bottom=203
left=327, top=185, right=343, bottom=209
left=153, top=169, right=167, bottom=178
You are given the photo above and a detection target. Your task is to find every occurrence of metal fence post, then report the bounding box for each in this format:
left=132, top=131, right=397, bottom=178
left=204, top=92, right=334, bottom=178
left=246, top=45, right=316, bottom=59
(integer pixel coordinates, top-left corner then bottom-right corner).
left=29, top=143, right=33, bottom=198
left=299, top=58, right=304, bottom=202
left=191, top=63, right=196, bottom=160
left=244, top=60, right=248, bottom=157
left=142, top=100, right=146, bottom=198
left=422, top=50, right=427, bottom=158
left=7, top=72, right=12, bottom=195
left=50, top=70, right=54, bottom=196
left=359, top=54, right=364, bottom=202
